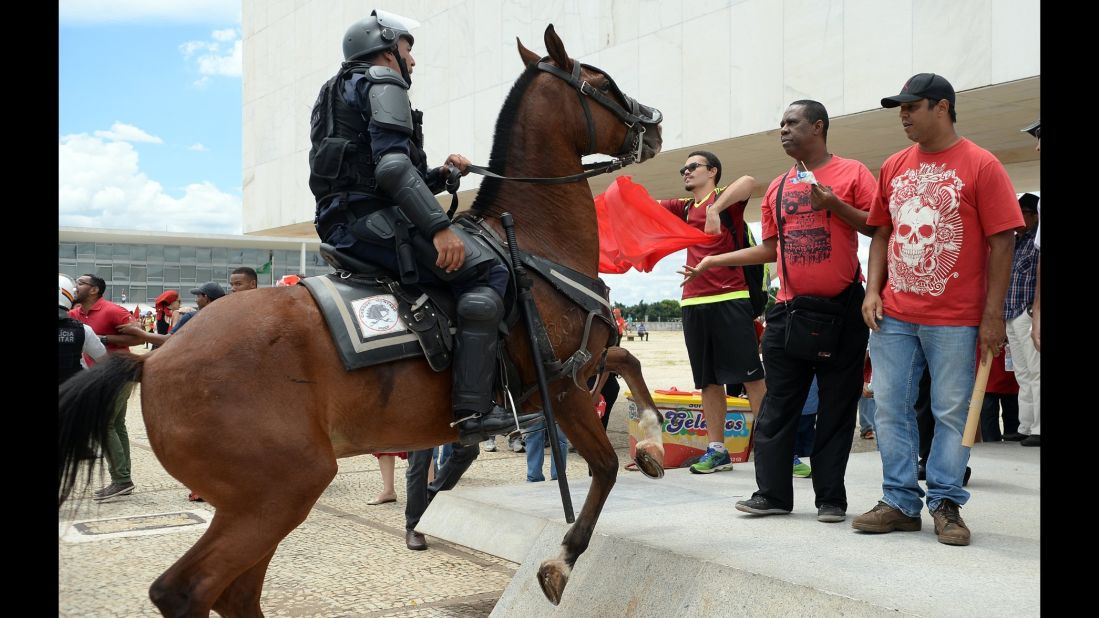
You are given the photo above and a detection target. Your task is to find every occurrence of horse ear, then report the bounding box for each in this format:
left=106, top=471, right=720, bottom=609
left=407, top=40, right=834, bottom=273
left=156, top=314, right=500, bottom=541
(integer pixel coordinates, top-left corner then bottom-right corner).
left=543, top=24, right=573, bottom=72
left=516, top=37, right=540, bottom=67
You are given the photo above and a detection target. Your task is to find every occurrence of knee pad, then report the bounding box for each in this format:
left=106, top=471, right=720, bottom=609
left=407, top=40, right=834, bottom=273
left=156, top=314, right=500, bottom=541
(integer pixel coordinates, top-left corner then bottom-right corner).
left=457, top=287, right=504, bottom=324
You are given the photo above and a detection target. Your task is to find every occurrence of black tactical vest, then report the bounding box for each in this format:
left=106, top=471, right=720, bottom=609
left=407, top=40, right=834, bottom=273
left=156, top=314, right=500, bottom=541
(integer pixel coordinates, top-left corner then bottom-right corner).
left=308, top=63, right=428, bottom=205
left=58, top=315, right=85, bottom=385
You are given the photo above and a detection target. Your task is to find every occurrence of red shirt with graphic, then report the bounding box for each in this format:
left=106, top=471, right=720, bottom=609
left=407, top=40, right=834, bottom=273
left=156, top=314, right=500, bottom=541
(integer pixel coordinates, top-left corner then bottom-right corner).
left=761, top=155, right=877, bottom=302
left=867, top=138, right=1023, bottom=326
left=658, top=188, right=748, bottom=301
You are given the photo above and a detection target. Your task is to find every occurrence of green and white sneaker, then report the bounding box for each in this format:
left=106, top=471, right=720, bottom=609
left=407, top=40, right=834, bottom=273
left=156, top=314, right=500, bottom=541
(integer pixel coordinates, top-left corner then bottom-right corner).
left=689, top=447, right=733, bottom=474
left=792, top=457, right=812, bottom=478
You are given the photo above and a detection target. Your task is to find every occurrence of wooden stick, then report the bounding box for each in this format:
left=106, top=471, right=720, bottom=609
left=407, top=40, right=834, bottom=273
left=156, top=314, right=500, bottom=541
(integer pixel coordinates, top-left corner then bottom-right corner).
left=961, top=347, right=994, bottom=447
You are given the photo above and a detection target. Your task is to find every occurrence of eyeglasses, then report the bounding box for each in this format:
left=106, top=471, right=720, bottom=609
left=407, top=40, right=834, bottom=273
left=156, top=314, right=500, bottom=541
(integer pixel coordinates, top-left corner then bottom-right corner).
left=75, top=280, right=92, bottom=287
left=679, top=162, right=711, bottom=176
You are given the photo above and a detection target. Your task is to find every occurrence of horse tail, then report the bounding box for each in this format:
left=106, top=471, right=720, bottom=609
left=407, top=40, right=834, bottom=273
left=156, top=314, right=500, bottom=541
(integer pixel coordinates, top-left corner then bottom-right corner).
left=58, top=352, right=145, bottom=508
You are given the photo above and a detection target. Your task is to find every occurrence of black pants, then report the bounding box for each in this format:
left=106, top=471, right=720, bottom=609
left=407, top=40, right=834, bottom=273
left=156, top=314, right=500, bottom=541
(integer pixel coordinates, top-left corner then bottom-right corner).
left=405, top=442, right=479, bottom=531
left=753, top=286, right=868, bottom=511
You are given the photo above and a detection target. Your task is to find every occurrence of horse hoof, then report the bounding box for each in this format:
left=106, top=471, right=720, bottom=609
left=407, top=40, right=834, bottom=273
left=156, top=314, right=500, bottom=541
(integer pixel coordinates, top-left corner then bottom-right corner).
left=633, top=448, right=665, bottom=479
left=634, top=440, right=665, bottom=479
left=537, top=559, right=570, bottom=606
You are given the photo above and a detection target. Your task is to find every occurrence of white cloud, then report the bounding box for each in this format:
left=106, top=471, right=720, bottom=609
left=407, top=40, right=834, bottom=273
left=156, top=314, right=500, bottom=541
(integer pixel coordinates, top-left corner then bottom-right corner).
left=59, top=0, right=241, bottom=24
left=188, top=143, right=209, bottom=152
left=59, top=131, right=241, bottom=235
left=93, top=122, right=163, bottom=144
left=181, top=31, right=241, bottom=78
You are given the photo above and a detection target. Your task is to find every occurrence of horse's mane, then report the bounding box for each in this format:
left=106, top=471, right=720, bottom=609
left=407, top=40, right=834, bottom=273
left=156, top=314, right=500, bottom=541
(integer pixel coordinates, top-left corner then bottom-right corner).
left=467, top=63, right=542, bottom=214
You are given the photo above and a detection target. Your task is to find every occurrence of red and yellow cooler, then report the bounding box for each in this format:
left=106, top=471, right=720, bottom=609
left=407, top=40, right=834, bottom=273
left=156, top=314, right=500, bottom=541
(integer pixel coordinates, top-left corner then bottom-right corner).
left=626, top=388, right=754, bottom=468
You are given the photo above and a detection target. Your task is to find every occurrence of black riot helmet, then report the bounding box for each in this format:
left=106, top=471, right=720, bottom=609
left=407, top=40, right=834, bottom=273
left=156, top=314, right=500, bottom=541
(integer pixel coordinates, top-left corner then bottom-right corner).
left=343, top=10, right=418, bottom=62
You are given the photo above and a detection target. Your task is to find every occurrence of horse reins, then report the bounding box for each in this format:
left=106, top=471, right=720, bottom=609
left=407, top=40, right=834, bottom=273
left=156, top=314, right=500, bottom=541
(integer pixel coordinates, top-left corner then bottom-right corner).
left=444, top=57, right=662, bottom=218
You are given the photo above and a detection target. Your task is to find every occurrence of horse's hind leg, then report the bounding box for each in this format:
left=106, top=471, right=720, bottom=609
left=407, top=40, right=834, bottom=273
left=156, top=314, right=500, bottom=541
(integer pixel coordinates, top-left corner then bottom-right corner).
left=149, top=463, right=336, bottom=617
left=537, top=391, right=618, bottom=605
left=210, top=550, right=275, bottom=618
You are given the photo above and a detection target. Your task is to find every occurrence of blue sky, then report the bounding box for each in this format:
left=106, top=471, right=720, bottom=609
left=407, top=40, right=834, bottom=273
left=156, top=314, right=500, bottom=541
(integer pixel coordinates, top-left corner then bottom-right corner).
left=59, top=1, right=243, bottom=234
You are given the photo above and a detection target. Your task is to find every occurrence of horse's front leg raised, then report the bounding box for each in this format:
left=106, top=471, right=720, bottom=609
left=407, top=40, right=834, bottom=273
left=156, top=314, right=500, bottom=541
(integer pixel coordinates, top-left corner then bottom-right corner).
left=605, top=347, right=665, bottom=478
left=537, top=389, right=617, bottom=605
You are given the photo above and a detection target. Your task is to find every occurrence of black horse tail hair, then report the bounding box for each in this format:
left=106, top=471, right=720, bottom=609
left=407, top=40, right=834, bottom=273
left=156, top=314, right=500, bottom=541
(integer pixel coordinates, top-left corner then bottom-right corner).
left=58, top=352, right=145, bottom=508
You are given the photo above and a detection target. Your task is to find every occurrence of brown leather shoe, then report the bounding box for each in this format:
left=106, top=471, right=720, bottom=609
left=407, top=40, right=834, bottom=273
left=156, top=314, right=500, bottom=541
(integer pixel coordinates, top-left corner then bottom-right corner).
left=852, top=501, right=922, bottom=533
left=932, top=500, right=971, bottom=546
left=405, top=529, right=428, bottom=551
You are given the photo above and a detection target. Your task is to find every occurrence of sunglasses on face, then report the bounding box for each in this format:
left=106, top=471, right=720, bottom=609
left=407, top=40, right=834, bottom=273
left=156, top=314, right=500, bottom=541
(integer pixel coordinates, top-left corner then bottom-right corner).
left=679, top=162, right=711, bottom=176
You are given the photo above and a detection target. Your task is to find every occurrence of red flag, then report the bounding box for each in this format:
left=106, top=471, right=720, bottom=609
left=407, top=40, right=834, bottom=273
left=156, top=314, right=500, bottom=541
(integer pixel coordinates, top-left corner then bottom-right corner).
left=594, top=176, right=712, bottom=273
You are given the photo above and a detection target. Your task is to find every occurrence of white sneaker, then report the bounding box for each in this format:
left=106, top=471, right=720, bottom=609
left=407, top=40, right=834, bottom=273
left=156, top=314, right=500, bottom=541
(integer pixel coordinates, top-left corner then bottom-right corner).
left=481, top=437, right=497, bottom=452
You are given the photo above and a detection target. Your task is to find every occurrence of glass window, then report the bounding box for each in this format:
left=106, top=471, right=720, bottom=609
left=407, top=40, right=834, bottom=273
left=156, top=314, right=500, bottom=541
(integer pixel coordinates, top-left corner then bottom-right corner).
left=243, top=249, right=261, bottom=267
left=196, top=246, right=212, bottom=264
left=180, top=246, right=196, bottom=264
left=196, top=267, right=212, bottom=282
left=163, top=265, right=181, bottom=284
left=76, top=261, right=95, bottom=277
left=212, top=247, right=228, bottom=263
left=114, top=244, right=130, bottom=260
left=180, top=265, right=196, bottom=282
left=114, top=265, right=130, bottom=282
left=96, top=244, right=112, bottom=260
left=147, top=263, right=163, bottom=281
left=129, top=285, right=146, bottom=303
left=59, top=243, right=77, bottom=260
left=96, top=264, right=112, bottom=281
left=131, top=244, right=147, bottom=261
left=77, top=243, right=96, bottom=259
left=164, top=245, right=181, bottom=263
left=213, top=266, right=228, bottom=282
left=130, top=266, right=146, bottom=282
left=147, top=245, right=164, bottom=262
left=147, top=285, right=163, bottom=302
left=228, top=249, right=244, bottom=265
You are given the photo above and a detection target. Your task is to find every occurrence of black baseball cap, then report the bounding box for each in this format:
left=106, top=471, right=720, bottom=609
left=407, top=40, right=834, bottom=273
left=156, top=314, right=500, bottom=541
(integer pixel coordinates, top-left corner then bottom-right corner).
left=190, top=281, right=226, bottom=300
left=881, top=73, right=956, bottom=108
left=1021, top=120, right=1040, bottom=138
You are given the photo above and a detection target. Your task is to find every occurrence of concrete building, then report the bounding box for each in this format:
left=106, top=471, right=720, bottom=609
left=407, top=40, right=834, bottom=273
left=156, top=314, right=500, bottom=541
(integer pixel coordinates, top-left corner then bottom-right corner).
left=242, top=0, right=1040, bottom=236
left=58, top=228, right=329, bottom=306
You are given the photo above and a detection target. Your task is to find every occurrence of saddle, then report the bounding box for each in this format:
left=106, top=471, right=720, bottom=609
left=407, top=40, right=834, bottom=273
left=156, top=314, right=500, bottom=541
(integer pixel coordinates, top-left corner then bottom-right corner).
left=302, top=247, right=457, bottom=372
left=303, top=216, right=619, bottom=398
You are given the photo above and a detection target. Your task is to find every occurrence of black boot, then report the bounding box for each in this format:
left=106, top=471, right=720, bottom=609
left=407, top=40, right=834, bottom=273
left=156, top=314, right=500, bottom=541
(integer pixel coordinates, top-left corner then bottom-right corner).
left=451, top=287, right=540, bottom=446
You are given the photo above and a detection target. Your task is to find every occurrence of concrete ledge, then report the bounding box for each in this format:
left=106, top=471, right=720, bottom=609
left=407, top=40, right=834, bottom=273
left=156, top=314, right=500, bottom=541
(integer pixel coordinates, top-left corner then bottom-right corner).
left=417, top=444, right=1040, bottom=617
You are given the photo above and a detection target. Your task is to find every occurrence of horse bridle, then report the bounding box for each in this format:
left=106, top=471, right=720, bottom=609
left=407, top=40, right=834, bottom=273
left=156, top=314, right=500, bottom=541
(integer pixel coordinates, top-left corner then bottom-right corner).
left=462, top=57, right=662, bottom=187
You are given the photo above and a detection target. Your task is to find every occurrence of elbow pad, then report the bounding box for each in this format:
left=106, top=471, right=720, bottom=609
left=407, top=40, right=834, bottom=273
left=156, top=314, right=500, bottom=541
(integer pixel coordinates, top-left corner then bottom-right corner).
left=375, top=152, right=451, bottom=237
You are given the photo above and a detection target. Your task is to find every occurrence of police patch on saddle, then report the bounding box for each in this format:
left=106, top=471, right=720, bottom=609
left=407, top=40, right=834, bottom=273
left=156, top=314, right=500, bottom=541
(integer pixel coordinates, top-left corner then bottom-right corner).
left=302, top=274, right=454, bottom=372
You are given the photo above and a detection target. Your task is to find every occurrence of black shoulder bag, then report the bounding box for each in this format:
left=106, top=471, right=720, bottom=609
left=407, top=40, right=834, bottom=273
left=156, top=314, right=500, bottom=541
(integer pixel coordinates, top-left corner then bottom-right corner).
left=775, top=170, right=857, bottom=363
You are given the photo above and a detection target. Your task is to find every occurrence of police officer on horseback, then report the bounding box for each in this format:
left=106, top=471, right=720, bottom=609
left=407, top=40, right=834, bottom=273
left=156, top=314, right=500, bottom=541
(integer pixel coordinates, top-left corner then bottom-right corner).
left=311, top=10, right=536, bottom=445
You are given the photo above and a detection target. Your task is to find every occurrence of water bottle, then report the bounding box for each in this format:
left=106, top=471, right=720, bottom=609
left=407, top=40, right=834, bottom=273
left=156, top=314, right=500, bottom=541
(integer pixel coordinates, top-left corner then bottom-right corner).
left=1004, top=344, right=1014, bottom=372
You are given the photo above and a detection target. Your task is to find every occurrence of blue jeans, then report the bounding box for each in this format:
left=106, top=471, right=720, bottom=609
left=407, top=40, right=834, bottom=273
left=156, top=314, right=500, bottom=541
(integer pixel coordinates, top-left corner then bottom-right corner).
left=858, top=396, right=876, bottom=433
left=523, top=419, right=568, bottom=482
left=869, top=316, right=976, bottom=516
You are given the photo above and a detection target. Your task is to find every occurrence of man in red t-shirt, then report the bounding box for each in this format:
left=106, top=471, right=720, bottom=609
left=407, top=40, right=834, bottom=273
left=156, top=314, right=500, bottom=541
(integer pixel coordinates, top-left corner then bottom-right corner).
left=651, top=150, right=762, bottom=475
left=69, top=274, right=144, bottom=502
left=853, top=74, right=1023, bottom=547
left=683, top=100, right=876, bottom=522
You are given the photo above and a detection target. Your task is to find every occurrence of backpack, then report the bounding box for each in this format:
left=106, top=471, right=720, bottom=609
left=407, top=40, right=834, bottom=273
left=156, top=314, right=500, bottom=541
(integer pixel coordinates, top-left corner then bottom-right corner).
left=683, top=196, right=768, bottom=318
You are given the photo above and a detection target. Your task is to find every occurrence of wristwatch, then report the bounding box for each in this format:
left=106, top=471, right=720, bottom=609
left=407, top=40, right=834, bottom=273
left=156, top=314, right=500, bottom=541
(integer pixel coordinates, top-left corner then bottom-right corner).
left=99, top=335, right=109, bottom=345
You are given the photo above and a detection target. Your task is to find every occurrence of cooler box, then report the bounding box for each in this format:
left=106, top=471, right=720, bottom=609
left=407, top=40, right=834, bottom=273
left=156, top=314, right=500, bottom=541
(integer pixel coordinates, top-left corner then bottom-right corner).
left=626, top=387, right=754, bottom=468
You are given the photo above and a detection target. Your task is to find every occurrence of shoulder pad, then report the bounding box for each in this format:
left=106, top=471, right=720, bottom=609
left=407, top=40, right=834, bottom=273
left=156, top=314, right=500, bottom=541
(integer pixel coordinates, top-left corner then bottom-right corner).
left=368, top=82, right=414, bottom=135
left=366, top=65, right=409, bottom=88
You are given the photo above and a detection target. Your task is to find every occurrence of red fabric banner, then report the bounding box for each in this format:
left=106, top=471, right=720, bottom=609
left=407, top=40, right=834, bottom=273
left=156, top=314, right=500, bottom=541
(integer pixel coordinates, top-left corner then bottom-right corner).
left=594, top=176, right=712, bottom=274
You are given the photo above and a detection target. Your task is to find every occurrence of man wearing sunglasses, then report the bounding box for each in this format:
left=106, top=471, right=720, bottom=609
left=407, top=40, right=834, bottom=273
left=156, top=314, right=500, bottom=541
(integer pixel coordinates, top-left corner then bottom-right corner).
left=655, top=151, right=762, bottom=475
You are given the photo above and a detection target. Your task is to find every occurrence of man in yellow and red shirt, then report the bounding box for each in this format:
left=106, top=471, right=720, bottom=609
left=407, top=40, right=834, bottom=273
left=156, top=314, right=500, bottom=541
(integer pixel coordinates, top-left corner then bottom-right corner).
left=654, top=150, right=761, bottom=475
left=854, top=73, right=1023, bottom=547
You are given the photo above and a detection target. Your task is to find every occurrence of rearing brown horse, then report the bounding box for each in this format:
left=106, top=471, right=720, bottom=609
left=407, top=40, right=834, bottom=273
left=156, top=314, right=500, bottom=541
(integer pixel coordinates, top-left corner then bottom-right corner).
left=59, top=25, right=664, bottom=616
